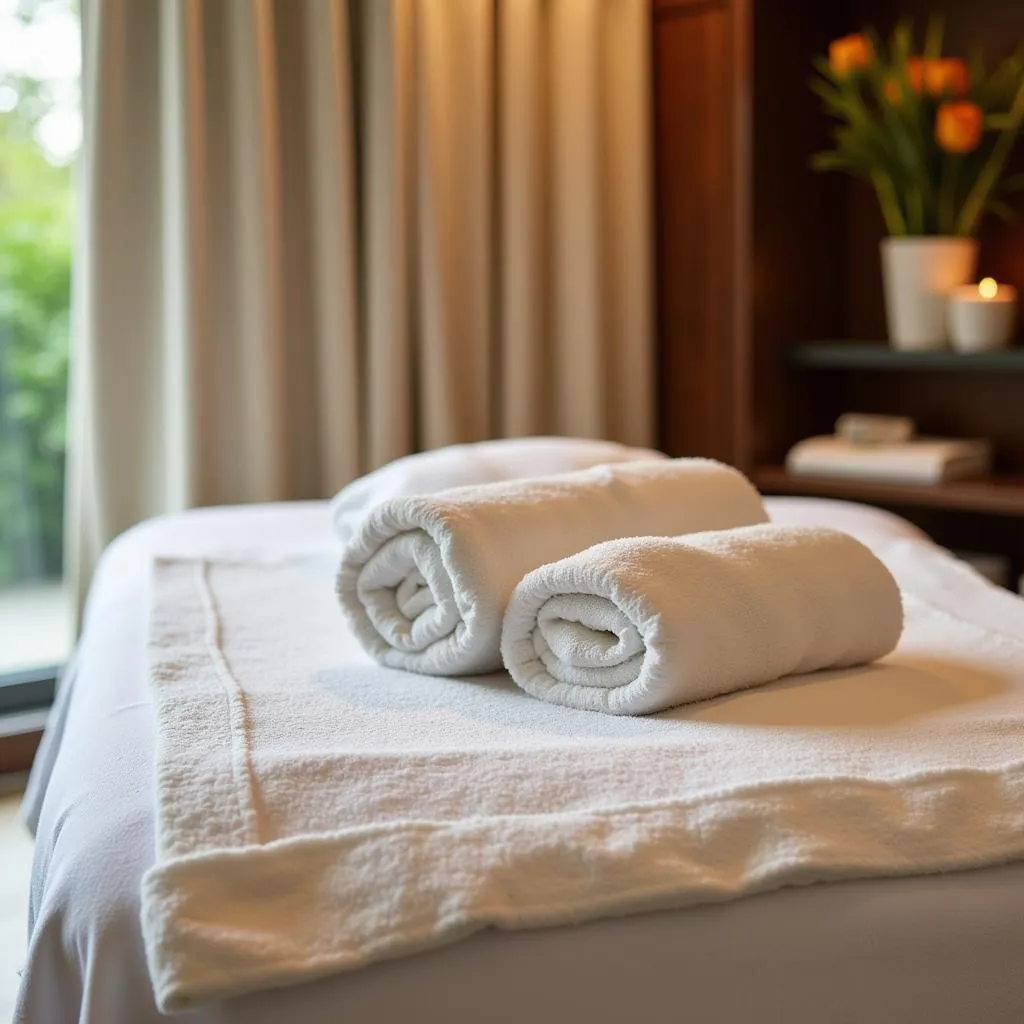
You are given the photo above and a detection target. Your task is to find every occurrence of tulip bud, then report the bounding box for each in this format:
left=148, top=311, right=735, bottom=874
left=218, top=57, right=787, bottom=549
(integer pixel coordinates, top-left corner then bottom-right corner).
left=935, top=101, right=984, bottom=154
left=829, top=34, right=874, bottom=77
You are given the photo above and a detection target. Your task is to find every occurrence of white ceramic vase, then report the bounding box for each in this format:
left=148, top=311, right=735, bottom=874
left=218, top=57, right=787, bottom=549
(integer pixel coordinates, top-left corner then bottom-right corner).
left=880, top=236, right=978, bottom=351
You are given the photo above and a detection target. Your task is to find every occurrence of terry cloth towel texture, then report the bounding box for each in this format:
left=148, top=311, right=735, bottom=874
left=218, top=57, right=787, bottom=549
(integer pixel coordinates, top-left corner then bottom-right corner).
left=501, top=524, right=903, bottom=716
left=336, top=459, right=767, bottom=675
left=143, top=543, right=1024, bottom=1011
left=329, top=437, right=667, bottom=544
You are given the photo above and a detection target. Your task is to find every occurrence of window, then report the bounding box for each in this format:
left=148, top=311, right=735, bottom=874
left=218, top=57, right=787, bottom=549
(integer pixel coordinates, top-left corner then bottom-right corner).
left=0, top=0, right=79, bottom=683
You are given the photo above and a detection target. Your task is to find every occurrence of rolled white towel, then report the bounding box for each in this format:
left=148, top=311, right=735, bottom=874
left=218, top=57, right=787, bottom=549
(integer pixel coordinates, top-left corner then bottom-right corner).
left=330, top=437, right=666, bottom=545
left=337, top=459, right=767, bottom=676
left=501, top=524, right=903, bottom=715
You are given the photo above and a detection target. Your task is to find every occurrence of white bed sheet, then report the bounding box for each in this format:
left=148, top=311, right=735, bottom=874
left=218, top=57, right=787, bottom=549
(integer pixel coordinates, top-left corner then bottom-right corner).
left=16, top=498, right=1024, bottom=1024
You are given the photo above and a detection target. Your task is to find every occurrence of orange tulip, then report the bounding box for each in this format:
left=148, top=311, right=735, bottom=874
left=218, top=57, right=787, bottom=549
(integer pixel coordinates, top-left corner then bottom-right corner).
left=829, top=34, right=873, bottom=77
left=924, top=58, right=970, bottom=97
left=901, top=57, right=970, bottom=98
left=883, top=76, right=903, bottom=103
left=880, top=76, right=913, bottom=104
left=907, top=57, right=926, bottom=94
left=935, top=101, right=984, bottom=153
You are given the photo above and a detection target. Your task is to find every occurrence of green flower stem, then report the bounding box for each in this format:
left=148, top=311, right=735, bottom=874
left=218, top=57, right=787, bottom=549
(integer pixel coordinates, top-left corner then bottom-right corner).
left=938, top=155, right=956, bottom=235
left=872, top=170, right=908, bottom=235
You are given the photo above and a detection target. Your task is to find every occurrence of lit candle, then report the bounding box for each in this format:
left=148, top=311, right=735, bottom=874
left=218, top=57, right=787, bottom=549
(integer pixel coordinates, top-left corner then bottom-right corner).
left=948, top=277, right=1018, bottom=352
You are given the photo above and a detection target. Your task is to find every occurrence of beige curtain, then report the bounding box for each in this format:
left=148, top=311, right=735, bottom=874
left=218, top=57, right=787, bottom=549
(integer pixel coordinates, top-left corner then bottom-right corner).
left=68, top=0, right=653, bottom=608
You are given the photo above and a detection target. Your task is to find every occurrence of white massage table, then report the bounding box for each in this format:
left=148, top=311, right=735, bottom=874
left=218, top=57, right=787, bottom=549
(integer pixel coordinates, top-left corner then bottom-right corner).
left=16, top=498, right=1024, bottom=1023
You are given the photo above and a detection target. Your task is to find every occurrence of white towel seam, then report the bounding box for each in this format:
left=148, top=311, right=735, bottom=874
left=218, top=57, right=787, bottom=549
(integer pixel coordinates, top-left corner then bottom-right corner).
left=194, top=560, right=261, bottom=846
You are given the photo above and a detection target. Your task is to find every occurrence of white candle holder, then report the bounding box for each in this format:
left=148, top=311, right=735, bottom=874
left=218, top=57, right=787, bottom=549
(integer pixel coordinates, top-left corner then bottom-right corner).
left=948, top=278, right=1018, bottom=353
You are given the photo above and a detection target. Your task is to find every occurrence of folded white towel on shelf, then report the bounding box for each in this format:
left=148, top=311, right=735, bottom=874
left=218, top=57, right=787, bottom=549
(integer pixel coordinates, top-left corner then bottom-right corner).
left=337, top=459, right=767, bottom=676
left=835, top=413, right=915, bottom=446
left=787, top=435, right=991, bottom=485
left=501, top=524, right=903, bottom=715
left=330, top=437, right=666, bottom=544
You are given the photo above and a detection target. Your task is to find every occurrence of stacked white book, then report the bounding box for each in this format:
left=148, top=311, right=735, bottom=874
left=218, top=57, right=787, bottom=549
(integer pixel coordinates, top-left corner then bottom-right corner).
left=787, top=416, right=991, bottom=486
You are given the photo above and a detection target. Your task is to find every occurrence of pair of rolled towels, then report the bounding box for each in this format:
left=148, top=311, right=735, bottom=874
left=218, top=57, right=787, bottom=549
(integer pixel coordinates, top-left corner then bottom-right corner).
left=337, top=459, right=903, bottom=716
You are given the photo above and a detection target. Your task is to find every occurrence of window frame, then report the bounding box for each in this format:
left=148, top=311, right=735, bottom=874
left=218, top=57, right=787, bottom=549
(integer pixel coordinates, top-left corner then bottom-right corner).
left=0, top=664, right=58, bottom=715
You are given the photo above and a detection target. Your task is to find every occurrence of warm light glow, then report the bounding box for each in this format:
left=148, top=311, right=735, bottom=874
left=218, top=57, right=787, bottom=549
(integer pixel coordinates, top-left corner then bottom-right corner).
left=979, top=277, right=999, bottom=299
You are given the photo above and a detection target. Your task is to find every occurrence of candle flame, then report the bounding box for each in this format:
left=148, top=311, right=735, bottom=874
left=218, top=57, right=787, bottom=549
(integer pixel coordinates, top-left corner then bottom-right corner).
left=979, top=277, right=998, bottom=299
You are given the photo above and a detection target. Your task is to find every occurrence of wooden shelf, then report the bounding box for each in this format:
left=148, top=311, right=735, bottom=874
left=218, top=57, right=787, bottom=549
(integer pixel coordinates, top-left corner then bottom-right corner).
left=789, top=343, right=1024, bottom=371
left=755, top=466, right=1024, bottom=516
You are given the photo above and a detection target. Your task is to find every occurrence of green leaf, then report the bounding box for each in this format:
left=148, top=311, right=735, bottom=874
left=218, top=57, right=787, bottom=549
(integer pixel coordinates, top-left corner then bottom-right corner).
left=937, top=154, right=964, bottom=235
left=890, top=19, right=914, bottom=66
left=810, top=151, right=849, bottom=170
left=958, top=76, right=1024, bottom=236
left=811, top=55, right=841, bottom=86
left=986, top=199, right=1017, bottom=223
left=810, top=150, right=872, bottom=181
left=968, top=45, right=987, bottom=93
left=809, top=77, right=851, bottom=116
left=924, top=14, right=945, bottom=60
left=983, top=47, right=1024, bottom=109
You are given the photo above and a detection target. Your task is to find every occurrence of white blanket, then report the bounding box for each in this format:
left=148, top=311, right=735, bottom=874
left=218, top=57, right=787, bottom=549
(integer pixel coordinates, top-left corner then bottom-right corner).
left=501, top=525, right=903, bottom=715
left=144, top=542, right=1024, bottom=1012
left=337, top=459, right=767, bottom=675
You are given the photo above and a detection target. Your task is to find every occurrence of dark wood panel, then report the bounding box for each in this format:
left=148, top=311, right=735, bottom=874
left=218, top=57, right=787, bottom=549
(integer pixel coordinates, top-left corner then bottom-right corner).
left=749, top=0, right=848, bottom=468
left=652, top=0, right=742, bottom=463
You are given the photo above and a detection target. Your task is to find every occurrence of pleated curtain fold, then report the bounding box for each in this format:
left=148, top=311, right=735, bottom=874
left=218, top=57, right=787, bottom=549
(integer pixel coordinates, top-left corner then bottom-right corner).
left=68, top=0, right=653, bottom=609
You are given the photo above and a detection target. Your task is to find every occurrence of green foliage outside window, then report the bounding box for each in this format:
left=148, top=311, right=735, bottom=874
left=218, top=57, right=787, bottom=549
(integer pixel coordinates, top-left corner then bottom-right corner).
left=0, top=10, right=76, bottom=585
